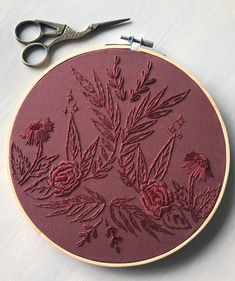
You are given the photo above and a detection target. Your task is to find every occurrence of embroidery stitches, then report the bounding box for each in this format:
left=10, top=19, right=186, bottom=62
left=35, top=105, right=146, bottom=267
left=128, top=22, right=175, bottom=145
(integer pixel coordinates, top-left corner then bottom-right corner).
left=106, top=56, right=127, bottom=101
left=11, top=119, right=58, bottom=189
left=71, top=67, right=121, bottom=180
left=129, top=61, right=156, bottom=102
left=118, top=86, right=189, bottom=192
left=105, top=219, right=123, bottom=253
left=109, top=197, right=173, bottom=241
left=77, top=218, right=103, bottom=247
left=10, top=54, right=223, bottom=256
left=36, top=188, right=106, bottom=222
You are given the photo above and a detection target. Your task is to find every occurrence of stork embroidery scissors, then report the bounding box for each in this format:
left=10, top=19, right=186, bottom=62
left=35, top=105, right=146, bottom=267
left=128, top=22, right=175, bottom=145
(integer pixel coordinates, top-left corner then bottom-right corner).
left=15, top=18, right=130, bottom=67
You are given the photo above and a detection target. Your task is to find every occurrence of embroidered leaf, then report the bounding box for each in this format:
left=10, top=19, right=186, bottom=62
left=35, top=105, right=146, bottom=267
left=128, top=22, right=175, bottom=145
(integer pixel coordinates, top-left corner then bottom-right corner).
left=193, top=185, right=220, bottom=220
left=146, top=86, right=167, bottom=112
left=92, top=119, right=114, bottom=142
left=162, top=206, right=191, bottom=229
left=130, top=120, right=157, bottom=134
left=66, top=113, right=82, bottom=164
left=110, top=199, right=173, bottom=240
left=106, top=56, right=127, bottom=100
left=129, top=61, right=157, bottom=102
left=114, top=104, right=121, bottom=129
left=110, top=197, right=136, bottom=205
left=172, top=180, right=190, bottom=210
left=93, top=109, right=114, bottom=130
left=122, top=152, right=135, bottom=166
left=105, top=220, right=123, bottom=254
left=92, top=70, right=105, bottom=106
left=135, top=94, right=150, bottom=120
left=71, top=203, right=104, bottom=223
left=85, top=187, right=105, bottom=203
left=146, top=88, right=189, bottom=120
left=149, top=135, right=175, bottom=181
left=137, top=147, right=148, bottom=186
left=11, top=142, right=31, bottom=180
left=81, top=137, right=99, bottom=176
left=126, top=130, right=154, bottom=145
left=121, top=143, right=139, bottom=156
left=71, top=66, right=95, bottom=93
left=30, top=154, right=58, bottom=177
left=37, top=190, right=106, bottom=222
left=77, top=218, right=103, bottom=247
left=23, top=177, right=53, bottom=200
left=147, top=108, right=173, bottom=120
left=105, top=84, right=114, bottom=119
left=118, top=208, right=136, bottom=234
left=110, top=204, right=127, bottom=231
left=159, top=89, right=190, bottom=109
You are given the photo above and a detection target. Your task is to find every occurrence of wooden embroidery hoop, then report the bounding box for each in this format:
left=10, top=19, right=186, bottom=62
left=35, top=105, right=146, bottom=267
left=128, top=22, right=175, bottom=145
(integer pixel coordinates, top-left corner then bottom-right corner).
left=7, top=45, right=230, bottom=267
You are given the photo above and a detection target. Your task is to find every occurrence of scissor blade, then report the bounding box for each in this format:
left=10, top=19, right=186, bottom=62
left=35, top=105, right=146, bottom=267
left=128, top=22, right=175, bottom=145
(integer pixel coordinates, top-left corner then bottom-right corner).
left=93, top=18, right=130, bottom=28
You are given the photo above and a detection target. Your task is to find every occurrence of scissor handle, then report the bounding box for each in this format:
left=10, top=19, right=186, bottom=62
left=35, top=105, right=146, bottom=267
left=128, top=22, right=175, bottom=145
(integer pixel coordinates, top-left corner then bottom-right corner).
left=15, top=20, right=44, bottom=44
left=22, top=42, right=49, bottom=67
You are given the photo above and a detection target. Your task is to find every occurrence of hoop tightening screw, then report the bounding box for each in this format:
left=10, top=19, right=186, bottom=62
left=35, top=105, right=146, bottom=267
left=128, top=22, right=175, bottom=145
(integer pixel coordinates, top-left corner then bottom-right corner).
left=120, top=35, right=154, bottom=48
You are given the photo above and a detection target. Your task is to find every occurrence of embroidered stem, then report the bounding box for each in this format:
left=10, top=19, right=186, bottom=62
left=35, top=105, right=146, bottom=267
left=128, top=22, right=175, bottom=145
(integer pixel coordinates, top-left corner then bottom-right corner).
left=18, top=141, right=43, bottom=185
left=188, top=174, right=195, bottom=207
left=188, top=174, right=198, bottom=222
left=105, top=219, right=123, bottom=253
left=77, top=217, right=103, bottom=247
left=106, top=56, right=127, bottom=100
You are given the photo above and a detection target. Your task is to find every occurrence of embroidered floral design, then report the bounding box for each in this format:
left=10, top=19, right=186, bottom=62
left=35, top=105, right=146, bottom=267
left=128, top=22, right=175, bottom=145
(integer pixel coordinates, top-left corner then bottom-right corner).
left=183, top=151, right=213, bottom=182
left=21, top=118, right=54, bottom=146
left=48, top=161, right=82, bottom=196
left=118, top=88, right=189, bottom=191
left=140, top=181, right=173, bottom=219
left=170, top=151, right=218, bottom=222
left=10, top=55, right=222, bottom=255
left=11, top=119, right=57, bottom=187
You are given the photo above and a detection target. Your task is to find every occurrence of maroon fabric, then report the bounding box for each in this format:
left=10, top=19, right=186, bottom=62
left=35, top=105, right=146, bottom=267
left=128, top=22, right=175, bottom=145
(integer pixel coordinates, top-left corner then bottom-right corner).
left=9, top=48, right=227, bottom=264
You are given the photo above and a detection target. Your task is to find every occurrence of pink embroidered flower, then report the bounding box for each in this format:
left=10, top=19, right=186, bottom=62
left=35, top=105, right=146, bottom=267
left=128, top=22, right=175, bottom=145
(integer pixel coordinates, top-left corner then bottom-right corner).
left=183, top=151, right=213, bottom=182
left=140, top=181, right=173, bottom=219
left=21, top=118, right=54, bottom=146
left=48, top=161, right=82, bottom=196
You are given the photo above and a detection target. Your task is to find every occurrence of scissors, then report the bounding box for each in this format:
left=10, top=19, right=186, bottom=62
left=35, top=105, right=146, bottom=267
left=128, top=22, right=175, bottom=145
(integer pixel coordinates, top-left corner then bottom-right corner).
left=15, top=18, right=130, bottom=67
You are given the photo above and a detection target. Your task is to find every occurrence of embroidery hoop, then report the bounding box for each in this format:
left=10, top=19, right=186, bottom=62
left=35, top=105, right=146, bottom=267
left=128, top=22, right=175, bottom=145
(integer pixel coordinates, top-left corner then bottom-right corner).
left=7, top=45, right=230, bottom=267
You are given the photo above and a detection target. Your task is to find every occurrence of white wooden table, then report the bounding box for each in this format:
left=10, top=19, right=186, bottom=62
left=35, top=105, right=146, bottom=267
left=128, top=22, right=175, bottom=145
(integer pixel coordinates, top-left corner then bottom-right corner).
left=1, top=0, right=235, bottom=280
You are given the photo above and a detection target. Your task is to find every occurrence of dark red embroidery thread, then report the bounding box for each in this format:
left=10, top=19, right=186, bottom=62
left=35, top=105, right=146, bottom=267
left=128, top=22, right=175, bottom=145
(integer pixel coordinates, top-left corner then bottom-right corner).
left=118, top=88, right=189, bottom=192
left=11, top=118, right=58, bottom=192
left=105, top=219, right=123, bottom=253
left=71, top=67, right=121, bottom=180
left=109, top=197, right=173, bottom=241
left=77, top=218, right=103, bottom=247
left=36, top=188, right=106, bottom=222
left=106, top=56, right=127, bottom=101
left=129, top=61, right=156, bottom=102
left=10, top=55, right=222, bottom=255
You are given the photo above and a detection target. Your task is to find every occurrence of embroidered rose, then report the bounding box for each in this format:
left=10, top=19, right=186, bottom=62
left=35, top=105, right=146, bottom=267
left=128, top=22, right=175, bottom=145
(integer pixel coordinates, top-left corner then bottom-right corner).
left=183, top=151, right=213, bottom=182
left=21, top=118, right=54, bottom=146
left=48, top=161, right=82, bottom=196
left=140, top=181, right=173, bottom=219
